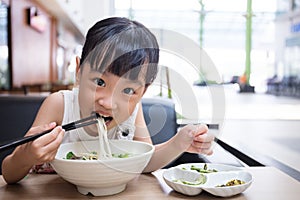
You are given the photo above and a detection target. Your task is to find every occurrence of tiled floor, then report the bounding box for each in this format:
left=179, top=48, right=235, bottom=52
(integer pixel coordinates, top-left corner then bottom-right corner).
left=193, top=84, right=300, bottom=121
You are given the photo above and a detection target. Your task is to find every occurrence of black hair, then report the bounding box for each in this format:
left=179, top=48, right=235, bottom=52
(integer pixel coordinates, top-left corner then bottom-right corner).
left=80, top=17, right=159, bottom=87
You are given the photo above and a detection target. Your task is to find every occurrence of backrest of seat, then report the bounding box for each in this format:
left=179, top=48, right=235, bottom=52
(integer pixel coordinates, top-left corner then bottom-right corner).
left=0, top=96, right=181, bottom=173
left=141, top=97, right=178, bottom=144
left=0, top=95, right=46, bottom=174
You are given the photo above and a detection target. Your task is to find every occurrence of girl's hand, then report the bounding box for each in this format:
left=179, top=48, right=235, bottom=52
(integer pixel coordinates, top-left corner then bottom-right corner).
left=20, top=122, right=65, bottom=166
left=174, top=124, right=214, bottom=155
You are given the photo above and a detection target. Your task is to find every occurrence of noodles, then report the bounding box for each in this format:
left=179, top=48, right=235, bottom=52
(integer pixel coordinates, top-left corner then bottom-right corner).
left=96, top=117, right=112, bottom=159
left=65, top=116, right=132, bottom=160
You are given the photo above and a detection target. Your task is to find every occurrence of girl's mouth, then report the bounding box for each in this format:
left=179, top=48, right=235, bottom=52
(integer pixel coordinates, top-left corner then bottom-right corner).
left=98, top=114, right=113, bottom=126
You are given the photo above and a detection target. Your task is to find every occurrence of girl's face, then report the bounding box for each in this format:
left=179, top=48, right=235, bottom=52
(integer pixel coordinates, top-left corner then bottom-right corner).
left=77, top=62, right=147, bottom=136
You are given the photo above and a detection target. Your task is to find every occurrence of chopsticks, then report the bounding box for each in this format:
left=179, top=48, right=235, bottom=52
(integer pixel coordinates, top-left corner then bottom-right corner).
left=0, top=113, right=100, bottom=152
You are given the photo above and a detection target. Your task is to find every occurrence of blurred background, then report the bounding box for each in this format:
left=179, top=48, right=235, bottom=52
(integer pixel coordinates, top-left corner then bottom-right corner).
left=0, top=0, right=299, bottom=180
left=0, top=0, right=299, bottom=96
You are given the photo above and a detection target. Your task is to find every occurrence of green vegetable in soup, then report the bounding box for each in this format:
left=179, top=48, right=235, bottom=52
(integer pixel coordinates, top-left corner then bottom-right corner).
left=66, top=151, right=77, bottom=160
left=64, top=151, right=131, bottom=160
left=64, top=151, right=97, bottom=160
left=112, top=153, right=130, bottom=158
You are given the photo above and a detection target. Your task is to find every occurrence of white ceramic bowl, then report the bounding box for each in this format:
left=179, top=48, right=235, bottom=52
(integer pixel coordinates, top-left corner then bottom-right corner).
left=163, top=164, right=253, bottom=197
left=50, top=140, right=154, bottom=196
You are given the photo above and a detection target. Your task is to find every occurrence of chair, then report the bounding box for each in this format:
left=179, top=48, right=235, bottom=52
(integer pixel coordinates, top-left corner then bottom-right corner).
left=22, top=84, right=43, bottom=95
left=141, top=97, right=178, bottom=144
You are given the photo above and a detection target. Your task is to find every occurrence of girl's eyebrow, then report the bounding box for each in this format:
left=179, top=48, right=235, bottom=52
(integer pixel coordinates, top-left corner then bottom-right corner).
left=88, top=69, right=145, bottom=87
left=89, top=68, right=102, bottom=74
left=123, top=79, right=144, bottom=87
left=88, top=68, right=104, bottom=77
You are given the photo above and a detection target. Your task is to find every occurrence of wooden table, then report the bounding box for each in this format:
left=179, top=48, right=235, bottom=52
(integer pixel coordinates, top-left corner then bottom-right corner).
left=0, top=167, right=299, bottom=199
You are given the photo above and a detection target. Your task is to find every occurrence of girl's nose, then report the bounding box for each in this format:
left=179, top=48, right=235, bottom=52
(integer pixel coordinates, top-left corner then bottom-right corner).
left=97, top=93, right=117, bottom=110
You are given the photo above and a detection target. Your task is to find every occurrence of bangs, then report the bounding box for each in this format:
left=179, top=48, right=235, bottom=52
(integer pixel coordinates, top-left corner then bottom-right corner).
left=107, top=49, right=158, bottom=86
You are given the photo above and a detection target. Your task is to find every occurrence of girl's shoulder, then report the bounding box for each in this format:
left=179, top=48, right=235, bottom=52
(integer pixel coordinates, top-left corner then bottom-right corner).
left=33, top=91, right=65, bottom=126
left=42, top=91, right=65, bottom=111
left=47, top=91, right=64, bottom=101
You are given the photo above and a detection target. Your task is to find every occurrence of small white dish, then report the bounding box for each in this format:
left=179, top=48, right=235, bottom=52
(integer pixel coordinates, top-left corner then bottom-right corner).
left=162, top=164, right=253, bottom=197
left=163, top=167, right=206, bottom=196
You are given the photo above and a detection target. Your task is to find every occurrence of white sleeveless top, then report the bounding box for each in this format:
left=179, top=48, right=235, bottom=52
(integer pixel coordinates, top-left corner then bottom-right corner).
left=60, top=87, right=138, bottom=143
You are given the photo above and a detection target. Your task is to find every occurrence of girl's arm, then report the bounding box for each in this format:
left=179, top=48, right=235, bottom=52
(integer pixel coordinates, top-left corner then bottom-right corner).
left=2, top=124, right=64, bottom=184
left=133, top=103, right=152, bottom=144
left=1, top=92, right=65, bottom=184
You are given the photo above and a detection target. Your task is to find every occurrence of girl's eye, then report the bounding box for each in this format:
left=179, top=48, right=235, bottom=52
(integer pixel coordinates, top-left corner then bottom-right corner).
left=94, top=78, right=106, bottom=87
left=123, top=88, right=134, bottom=95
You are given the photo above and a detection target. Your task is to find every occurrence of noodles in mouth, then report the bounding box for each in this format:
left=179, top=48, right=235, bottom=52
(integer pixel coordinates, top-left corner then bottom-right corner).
left=96, top=117, right=112, bottom=159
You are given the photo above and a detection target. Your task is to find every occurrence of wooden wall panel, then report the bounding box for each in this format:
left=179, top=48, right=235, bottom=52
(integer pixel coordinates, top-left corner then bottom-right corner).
left=10, top=0, right=54, bottom=87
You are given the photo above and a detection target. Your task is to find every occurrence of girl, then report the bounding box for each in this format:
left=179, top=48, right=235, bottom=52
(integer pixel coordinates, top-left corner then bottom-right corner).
left=2, top=17, right=214, bottom=184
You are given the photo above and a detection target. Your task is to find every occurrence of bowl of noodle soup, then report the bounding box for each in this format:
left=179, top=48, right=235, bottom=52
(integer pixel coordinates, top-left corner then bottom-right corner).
left=50, top=118, right=154, bottom=196
left=50, top=139, right=154, bottom=196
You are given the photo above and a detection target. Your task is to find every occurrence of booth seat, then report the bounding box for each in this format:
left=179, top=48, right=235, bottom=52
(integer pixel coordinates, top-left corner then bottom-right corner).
left=0, top=95, right=209, bottom=174
left=0, top=95, right=46, bottom=174
left=1, top=94, right=258, bottom=177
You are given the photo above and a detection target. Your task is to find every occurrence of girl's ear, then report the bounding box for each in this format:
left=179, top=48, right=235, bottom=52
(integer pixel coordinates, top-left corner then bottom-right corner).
left=75, top=56, right=81, bottom=74
left=142, top=85, right=149, bottom=95
left=75, top=56, right=81, bottom=84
